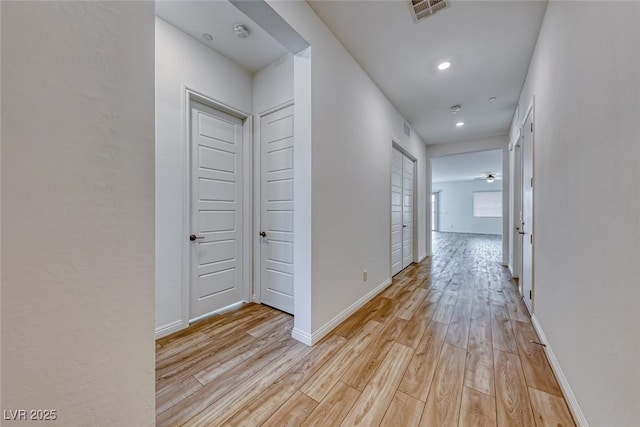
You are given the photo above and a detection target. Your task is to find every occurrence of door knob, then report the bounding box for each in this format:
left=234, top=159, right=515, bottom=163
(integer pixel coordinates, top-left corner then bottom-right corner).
left=402, top=225, right=408, bottom=228
left=189, top=234, right=205, bottom=241
left=259, top=231, right=267, bottom=237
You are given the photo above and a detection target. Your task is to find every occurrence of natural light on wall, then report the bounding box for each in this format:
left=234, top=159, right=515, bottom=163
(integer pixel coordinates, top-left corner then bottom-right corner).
left=473, top=191, right=502, bottom=217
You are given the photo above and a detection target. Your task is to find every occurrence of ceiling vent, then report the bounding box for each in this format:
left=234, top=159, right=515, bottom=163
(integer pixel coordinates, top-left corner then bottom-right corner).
left=409, top=0, right=450, bottom=23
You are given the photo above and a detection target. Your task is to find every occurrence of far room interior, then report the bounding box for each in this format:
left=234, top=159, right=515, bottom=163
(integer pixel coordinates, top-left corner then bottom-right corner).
left=431, top=149, right=504, bottom=258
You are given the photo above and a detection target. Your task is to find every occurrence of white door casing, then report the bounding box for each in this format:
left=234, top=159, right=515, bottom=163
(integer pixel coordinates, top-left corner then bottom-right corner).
left=521, top=105, right=534, bottom=313
left=391, top=146, right=415, bottom=276
left=259, top=104, right=294, bottom=314
left=512, top=132, right=523, bottom=281
left=189, top=101, right=244, bottom=321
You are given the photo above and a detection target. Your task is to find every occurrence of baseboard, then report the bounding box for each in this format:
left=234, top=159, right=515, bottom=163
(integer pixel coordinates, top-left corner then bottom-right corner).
left=155, top=320, right=186, bottom=339
left=291, top=327, right=313, bottom=346
left=531, top=315, right=589, bottom=427
left=298, top=278, right=393, bottom=346
left=418, top=253, right=428, bottom=263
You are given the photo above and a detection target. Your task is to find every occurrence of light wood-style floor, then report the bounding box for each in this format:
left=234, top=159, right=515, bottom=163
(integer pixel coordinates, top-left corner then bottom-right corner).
left=156, top=232, right=575, bottom=426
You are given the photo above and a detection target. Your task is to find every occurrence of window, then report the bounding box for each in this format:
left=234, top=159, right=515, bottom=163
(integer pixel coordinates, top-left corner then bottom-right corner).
left=473, top=191, right=502, bottom=217
left=431, top=193, right=438, bottom=231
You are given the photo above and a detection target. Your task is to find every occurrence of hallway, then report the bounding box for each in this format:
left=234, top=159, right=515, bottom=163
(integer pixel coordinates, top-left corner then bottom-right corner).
left=156, top=232, right=574, bottom=426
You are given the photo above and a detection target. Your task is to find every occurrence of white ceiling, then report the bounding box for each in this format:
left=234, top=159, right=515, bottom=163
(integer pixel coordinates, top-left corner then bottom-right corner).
left=155, top=1, right=289, bottom=72
left=432, top=149, right=502, bottom=183
left=308, top=0, right=547, bottom=144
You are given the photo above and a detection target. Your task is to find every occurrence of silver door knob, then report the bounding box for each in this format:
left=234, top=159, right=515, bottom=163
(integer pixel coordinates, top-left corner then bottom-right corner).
left=189, top=234, right=205, bottom=241
left=259, top=231, right=267, bottom=237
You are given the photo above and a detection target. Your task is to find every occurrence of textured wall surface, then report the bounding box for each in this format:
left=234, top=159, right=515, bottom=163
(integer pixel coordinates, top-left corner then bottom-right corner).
left=513, top=2, right=640, bottom=425
left=1, top=2, right=156, bottom=425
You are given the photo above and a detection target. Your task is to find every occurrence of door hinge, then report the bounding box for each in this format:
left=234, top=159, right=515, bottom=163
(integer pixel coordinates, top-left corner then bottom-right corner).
left=531, top=122, right=534, bottom=132
left=529, top=290, right=532, bottom=300
left=530, top=234, right=533, bottom=244
left=530, top=177, right=534, bottom=188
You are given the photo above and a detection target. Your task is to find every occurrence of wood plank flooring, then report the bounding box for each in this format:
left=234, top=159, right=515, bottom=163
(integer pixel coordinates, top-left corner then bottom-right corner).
left=156, top=232, right=575, bottom=427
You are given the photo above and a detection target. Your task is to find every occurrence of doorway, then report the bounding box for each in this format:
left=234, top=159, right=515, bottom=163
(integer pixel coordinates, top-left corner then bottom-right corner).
left=154, top=0, right=311, bottom=338
left=431, top=192, right=439, bottom=231
left=520, top=102, right=535, bottom=313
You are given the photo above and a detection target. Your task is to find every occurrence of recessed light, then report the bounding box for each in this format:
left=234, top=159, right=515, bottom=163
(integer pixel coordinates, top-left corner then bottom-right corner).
left=456, top=122, right=464, bottom=127
left=202, top=33, right=213, bottom=41
left=489, top=96, right=497, bottom=101
left=438, top=61, right=451, bottom=70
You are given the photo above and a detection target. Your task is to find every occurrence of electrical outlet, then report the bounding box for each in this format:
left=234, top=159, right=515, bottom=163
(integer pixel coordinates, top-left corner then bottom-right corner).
left=363, top=270, right=368, bottom=282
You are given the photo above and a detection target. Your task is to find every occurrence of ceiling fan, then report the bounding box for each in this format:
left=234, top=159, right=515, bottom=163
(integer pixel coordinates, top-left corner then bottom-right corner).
left=472, top=172, right=502, bottom=183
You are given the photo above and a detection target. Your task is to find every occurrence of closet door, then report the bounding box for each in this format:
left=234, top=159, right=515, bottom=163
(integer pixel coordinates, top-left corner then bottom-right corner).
left=391, top=147, right=415, bottom=275
left=391, top=148, right=404, bottom=275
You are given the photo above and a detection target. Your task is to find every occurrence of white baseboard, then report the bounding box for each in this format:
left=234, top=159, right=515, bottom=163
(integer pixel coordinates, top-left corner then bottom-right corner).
left=155, top=320, right=186, bottom=339
left=531, top=315, right=589, bottom=427
left=291, top=327, right=313, bottom=346
left=418, top=253, right=428, bottom=263
left=294, top=278, right=393, bottom=346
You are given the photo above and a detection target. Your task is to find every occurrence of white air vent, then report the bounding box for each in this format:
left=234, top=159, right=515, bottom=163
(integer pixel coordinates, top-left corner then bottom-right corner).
left=404, top=121, right=411, bottom=137
left=409, top=0, right=450, bottom=23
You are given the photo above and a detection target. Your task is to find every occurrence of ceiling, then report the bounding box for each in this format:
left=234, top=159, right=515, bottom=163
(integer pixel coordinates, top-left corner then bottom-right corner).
left=431, top=149, right=502, bottom=183
left=155, top=1, right=289, bottom=72
left=308, top=0, right=547, bottom=144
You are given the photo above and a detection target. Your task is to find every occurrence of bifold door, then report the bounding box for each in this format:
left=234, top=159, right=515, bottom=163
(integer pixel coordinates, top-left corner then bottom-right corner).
left=391, top=147, right=414, bottom=276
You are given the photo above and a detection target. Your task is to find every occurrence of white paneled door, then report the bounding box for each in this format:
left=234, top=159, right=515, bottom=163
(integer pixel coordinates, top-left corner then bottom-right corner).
left=521, top=108, right=534, bottom=314
left=259, top=105, right=294, bottom=314
left=402, top=155, right=414, bottom=269
left=391, top=146, right=414, bottom=276
left=189, top=101, right=244, bottom=321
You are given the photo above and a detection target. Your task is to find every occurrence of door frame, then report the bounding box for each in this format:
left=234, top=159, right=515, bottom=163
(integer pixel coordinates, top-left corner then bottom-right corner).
left=520, top=97, right=535, bottom=312
left=253, top=99, right=295, bottom=306
left=182, top=87, right=253, bottom=325
left=431, top=191, right=440, bottom=232
left=509, top=127, right=523, bottom=282
left=390, top=139, right=418, bottom=275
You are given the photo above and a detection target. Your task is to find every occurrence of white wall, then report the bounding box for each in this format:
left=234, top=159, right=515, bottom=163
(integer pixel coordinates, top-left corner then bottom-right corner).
left=155, top=18, right=253, bottom=335
left=267, top=1, right=428, bottom=338
left=512, top=2, right=640, bottom=425
left=2, top=2, right=155, bottom=425
left=427, top=135, right=509, bottom=261
left=0, top=0, right=3, bottom=409
left=254, top=53, right=294, bottom=114
left=433, top=180, right=503, bottom=235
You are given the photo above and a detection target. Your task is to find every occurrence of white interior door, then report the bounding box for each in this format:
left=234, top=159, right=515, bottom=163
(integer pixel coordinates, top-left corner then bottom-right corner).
left=190, top=101, right=244, bottom=321
left=521, top=109, right=534, bottom=313
left=391, top=146, right=414, bottom=276
left=402, top=155, right=414, bottom=269
left=511, top=136, right=523, bottom=281
left=391, top=148, right=404, bottom=275
left=259, top=105, right=294, bottom=314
